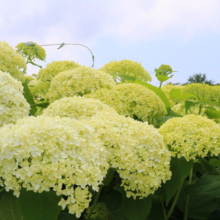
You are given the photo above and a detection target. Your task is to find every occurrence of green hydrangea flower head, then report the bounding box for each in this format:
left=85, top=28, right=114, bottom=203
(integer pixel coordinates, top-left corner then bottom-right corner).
left=37, top=60, right=80, bottom=82
left=47, top=66, right=116, bottom=103
left=16, top=42, right=46, bottom=62
left=158, top=115, right=220, bottom=160
left=0, top=116, right=109, bottom=217
left=43, top=96, right=118, bottom=120
left=0, top=71, right=30, bottom=126
left=23, top=75, right=35, bottom=83
left=83, top=112, right=171, bottom=199
left=0, top=41, right=27, bottom=81
left=29, top=79, right=50, bottom=100
left=86, top=83, right=166, bottom=122
left=100, top=59, right=152, bottom=82
left=183, top=83, right=216, bottom=100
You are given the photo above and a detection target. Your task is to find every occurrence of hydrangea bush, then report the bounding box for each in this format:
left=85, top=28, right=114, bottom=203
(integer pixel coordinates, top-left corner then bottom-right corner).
left=1, top=41, right=220, bottom=220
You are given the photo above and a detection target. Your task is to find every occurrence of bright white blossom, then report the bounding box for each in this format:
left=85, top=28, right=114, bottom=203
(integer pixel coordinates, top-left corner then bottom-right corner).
left=83, top=112, right=171, bottom=199
left=0, top=116, right=109, bottom=217
left=0, top=41, right=26, bottom=81
left=43, top=96, right=118, bottom=120
left=159, top=115, right=220, bottom=160
left=47, top=66, right=115, bottom=103
left=86, top=83, right=167, bottom=122
left=100, top=59, right=152, bottom=82
left=0, top=71, right=30, bottom=126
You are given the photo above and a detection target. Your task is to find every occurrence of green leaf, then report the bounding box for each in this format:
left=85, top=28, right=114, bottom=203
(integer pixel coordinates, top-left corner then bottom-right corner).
left=184, top=175, right=220, bottom=197
left=209, top=158, right=220, bottom=167
left=166, top=108, right=182, bottom=117
left=57, top=211, right=78, bottom=220
left=185, top=101, right=197, bottom=114
left=156, top=75, right=173, bottom=82
left=146, top=204, right=165, bottom=220
left=35, top=47, right=43, bottom=60
left=177, top=193, right=217, bottom=220
left=18, top=189, right=62, bottom=220
left=0, top=191, right=22, bottom=220
left=199, top=158, right=216, bottom=172
left=103, top=168, right=116, bottom=186
left=23, top=42, right=35, bottom=46
left=22, top=81, right=37, bottom=116
left=205, top=109, right=220, bottom=119
left=135, top=80, right=170, bottom=109
left=103, top=190, right=127, bottom=220
left=31, top=102, right=50, bottom=109
left=169, top=89, right=196, bottom=100
left=114, top=185, right=152, bottom=220
left=164, top=157, right=193, bottom=205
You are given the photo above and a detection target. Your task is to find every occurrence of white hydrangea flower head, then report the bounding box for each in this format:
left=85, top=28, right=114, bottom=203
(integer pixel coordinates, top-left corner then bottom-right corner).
left=29, top=79, right=50, bottom=100
left=42, top=96, right=118, bottom=120
left=0, top=41, right=27, bottom=81
left=86, top=83, right=167, bottom=122
left=83, top=112, right=171, bottom=199
left=0, top=116, right=109, bottom=217
left=159, top=115, right=220, bottom=160
left=47, top=66, right=116, bottom=103
left=0, top=71, right=30, bottom=126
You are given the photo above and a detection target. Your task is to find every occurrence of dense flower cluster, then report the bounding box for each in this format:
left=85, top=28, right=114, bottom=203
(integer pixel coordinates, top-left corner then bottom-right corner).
left=43, top=96, right=118, bottom=120
left=16, top=42, right=46, bottom=62
left=29, top=79, right=50, bottom=100
left=47, top=66, right=116, bottom=103
left=0, top=71, right=30, bottom=126
left=183, top=83, right=217, bottom=100
left=0, top=116, right=109, bottom=217
left=86, top=83, right=167, bottom=122
left=100, top=59, right=152, bottom=82
left=158, top=115, right=220, bottom=160
left=0, top=41, right=26, bottom=81
left=84, top=112, right=171, bottom=198
left=37, top=60, right=80, bottom=82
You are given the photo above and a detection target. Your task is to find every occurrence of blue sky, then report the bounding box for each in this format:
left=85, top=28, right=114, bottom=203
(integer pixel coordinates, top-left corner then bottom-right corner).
left=1, top=0, right=220, bottom=86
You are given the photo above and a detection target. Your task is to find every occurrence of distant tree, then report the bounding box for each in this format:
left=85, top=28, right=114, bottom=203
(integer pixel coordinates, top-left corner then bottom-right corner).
left=184, top=73, right=215, bottom=85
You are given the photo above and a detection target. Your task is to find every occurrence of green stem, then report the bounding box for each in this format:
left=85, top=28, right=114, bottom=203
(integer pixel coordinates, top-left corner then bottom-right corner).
left=87, top=185, right=103, bottom=219
left=160, top=196, right=167, bottom=219
left=184, top=168, right=193, bottom=220
left=166, top=180, right=184, bottom=220
left=159, top=82, right=163, bottom=89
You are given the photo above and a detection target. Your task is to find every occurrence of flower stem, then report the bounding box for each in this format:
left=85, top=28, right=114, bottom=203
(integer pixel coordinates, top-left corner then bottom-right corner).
left=86, top=185, right=103, bottom=219
left=165, top=180, right=184, bottom=220
left=184, top=168, right=193, bottom=220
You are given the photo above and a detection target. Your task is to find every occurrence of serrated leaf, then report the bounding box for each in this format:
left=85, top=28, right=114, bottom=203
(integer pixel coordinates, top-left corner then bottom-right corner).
left=18, top=189, right=62, bottom=220
left=209, top=158, right=220, bottom=167
left=164, top=157, right=193, bottom=205
left=0, top=191, right=22, bottom=220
